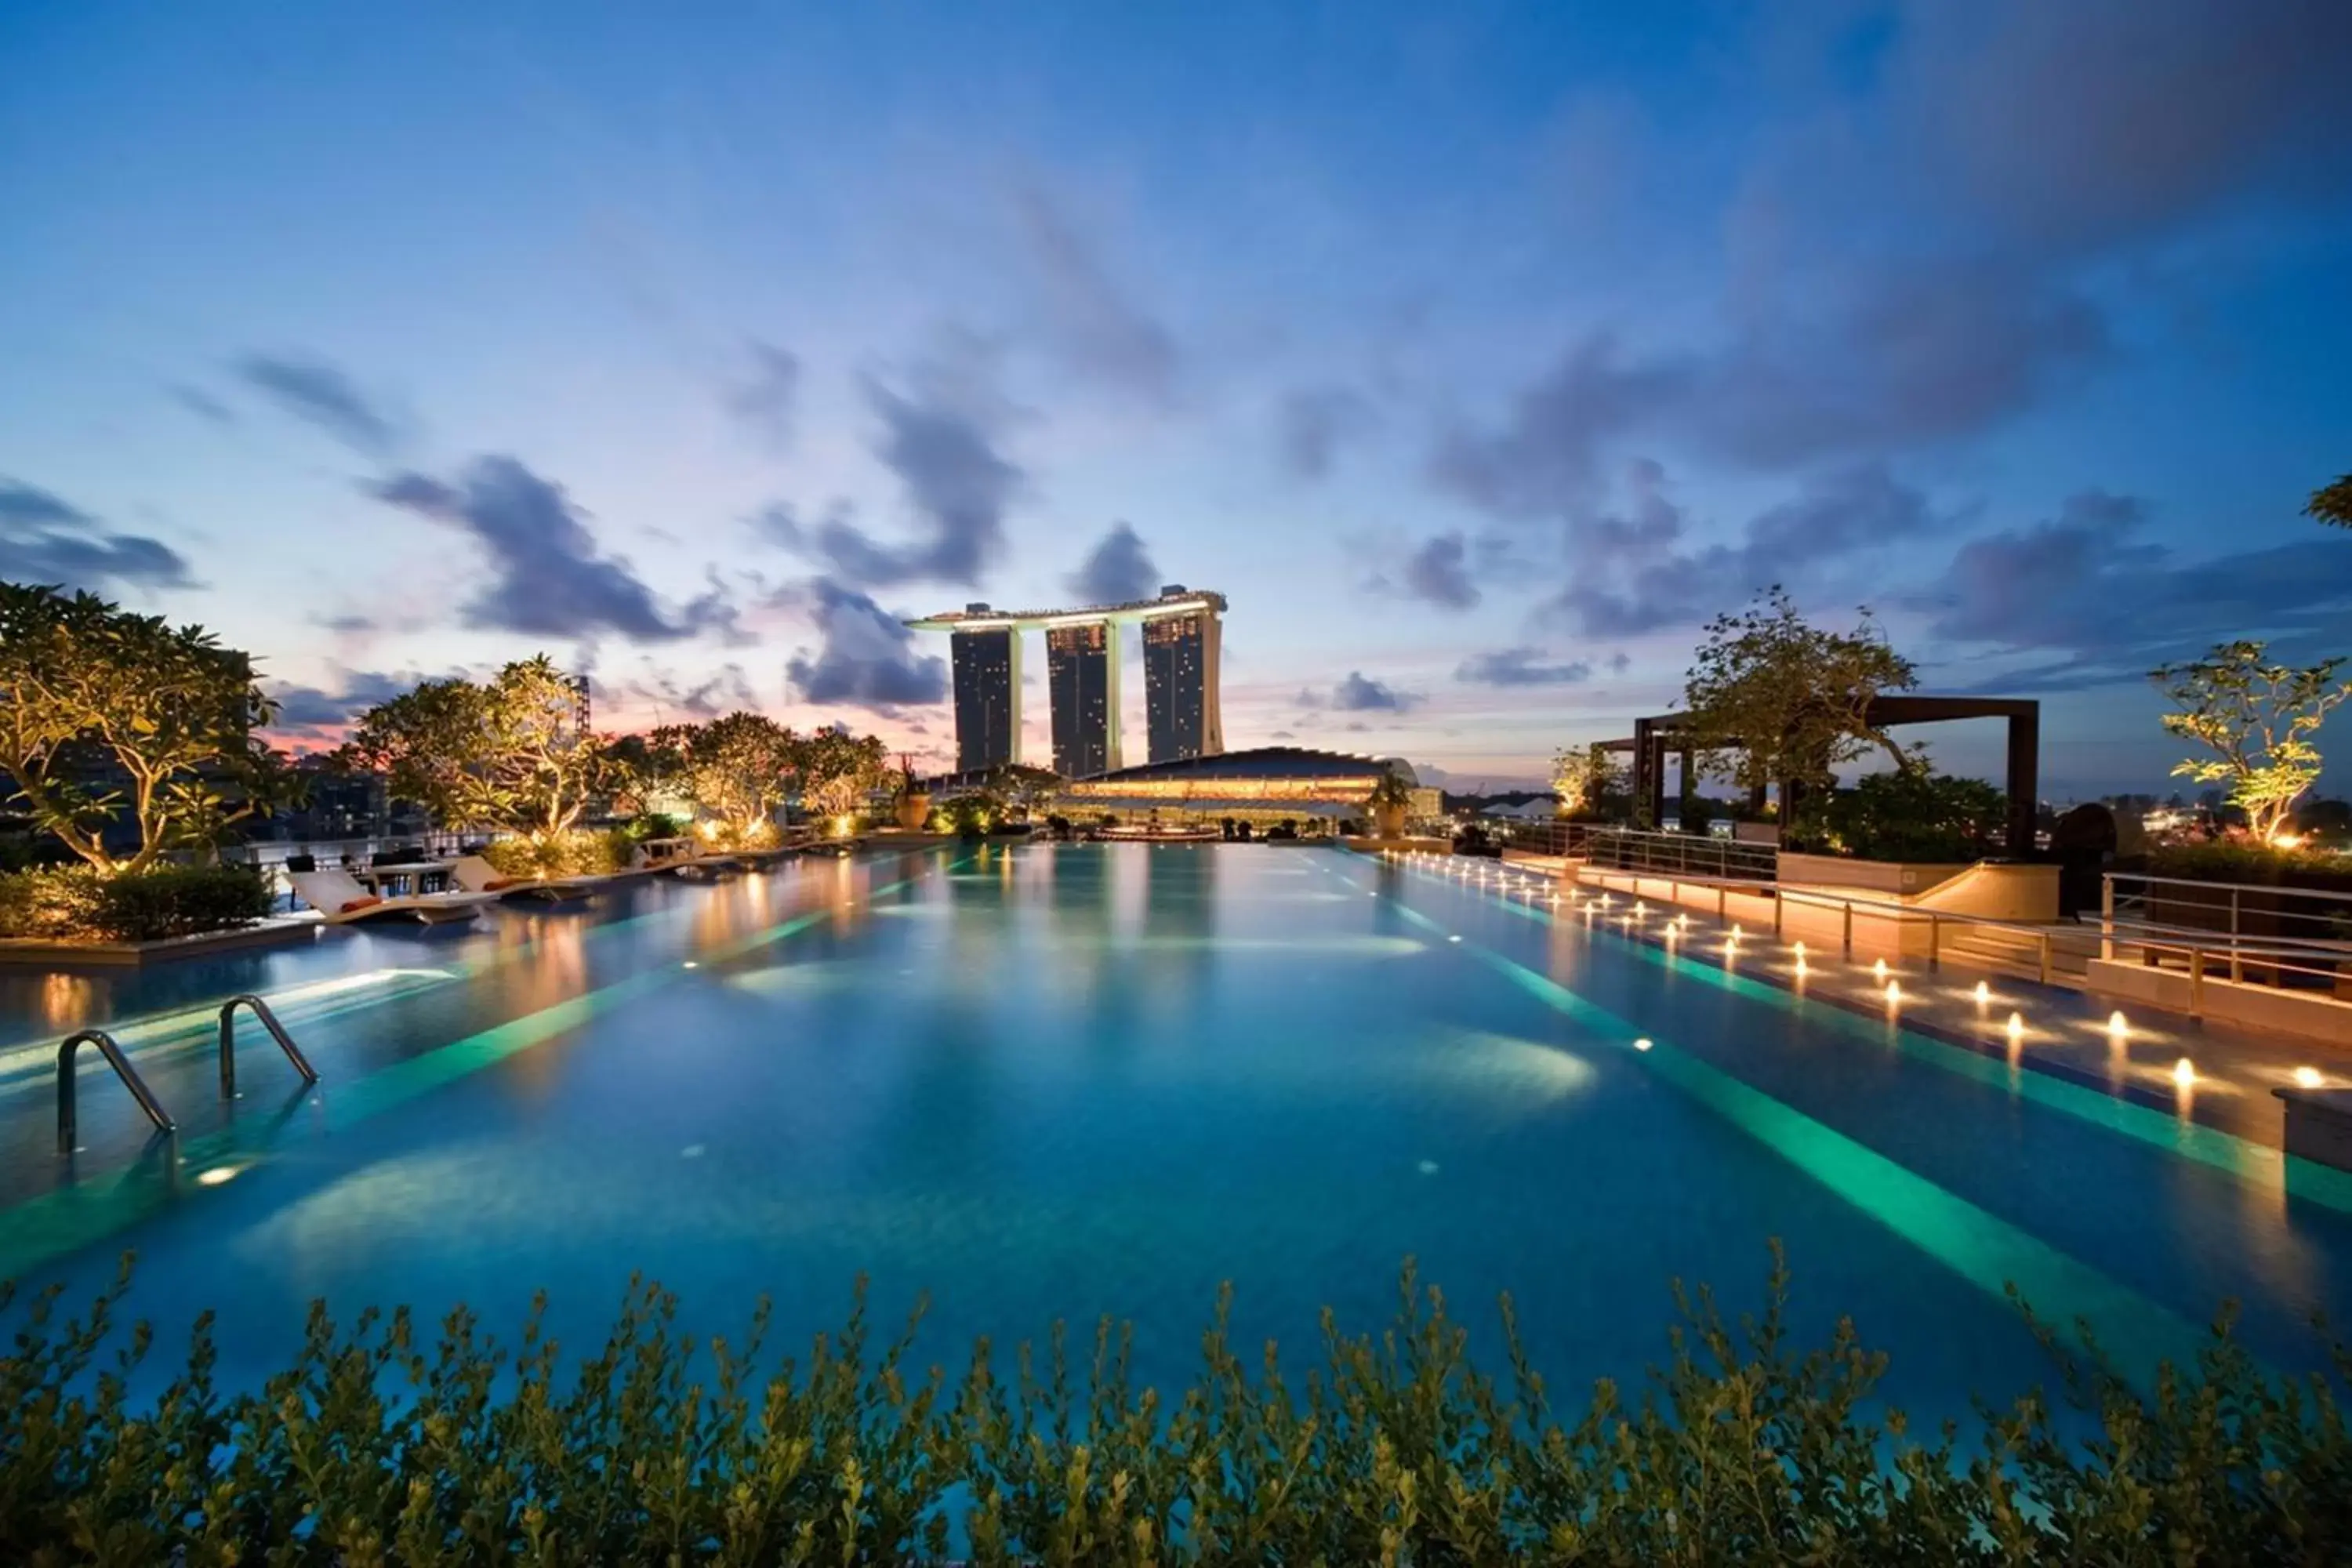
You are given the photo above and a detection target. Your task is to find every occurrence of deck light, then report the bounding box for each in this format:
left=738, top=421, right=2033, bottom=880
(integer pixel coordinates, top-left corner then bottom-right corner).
left=682, top=960, right=699, bottom=970
left=2006, top=1012, right=2025, bottom=1043
left=1884, top=980, right=1902, bottom=1005
left=1448, top=935, right=1462, bottom=943
left=2107, top=1011, right=2129, bottom=1040
left=1633, top=1037, right=1653, bottom=1051
left=2295, top=1066, right=2325, bottom=1089
left=1872, top=958, right=1888, bottom=981
left=1973, top=981, right=1991, bottom=1005
left=196, top=1165, right=240, bottom=1186
left=2172, top=1057, right=2196, bottom=1088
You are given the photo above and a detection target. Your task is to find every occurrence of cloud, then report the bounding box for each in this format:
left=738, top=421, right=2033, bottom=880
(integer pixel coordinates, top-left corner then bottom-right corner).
left=1067, top=521, right=1159, bottom=605
left=0, top=478, right=197, bottom=594
left=1278, top=388, right=1374, bottom=479
left=1454, top=648, right=1595, bottom=687
left=724, top=339, right=800, bottom=452
left=368, top=456, right=731, bottom=642
left=265, top=669, right=415, bottom=739
left=621, top=662, right=761, bottom=721
left=1011, top=185, right=1178, bottom=405
left=1397, top=532, right=1480, bottom=610
left=1911, top=491, right=2352, bottom=675
left=1431, top=334, right=1684, bottom=517
left=1304, top=671, right=1421, bottom=713
left=779, top=364, right=1020, bottom=590
left=237, top=354, right=404, bottom=457
left=168, top=383, right=235, bottom=425
left=1542, top=460, right=1950, bottom=637
left=782, top=577, right=949, bottom=712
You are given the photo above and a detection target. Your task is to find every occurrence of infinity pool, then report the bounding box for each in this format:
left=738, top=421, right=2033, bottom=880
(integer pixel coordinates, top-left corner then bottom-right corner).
left=5, top=843, right=2350, bottom=1423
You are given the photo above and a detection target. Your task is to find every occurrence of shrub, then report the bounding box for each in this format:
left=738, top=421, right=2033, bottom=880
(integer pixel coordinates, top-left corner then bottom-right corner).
left=4, top=1253, right=2350, bottom=1563
left=90, top=864, right=271, bottom=940
left=0, top=865, right=107, bottom=938
left=2151, top=838, right=2352, bottom=890
left=0, top=864, right=266, bottom=942
left=482, top=829, right=634, bottom=879
left=1815, top=771, right=2005, bottom=861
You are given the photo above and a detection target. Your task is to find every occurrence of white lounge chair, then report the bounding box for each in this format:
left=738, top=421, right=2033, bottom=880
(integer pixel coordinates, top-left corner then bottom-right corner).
left=630, top=837, right=737, bottom=879
left=291, top=867, right=494, bottom=927
left=448, top=855, right=609, bottom=902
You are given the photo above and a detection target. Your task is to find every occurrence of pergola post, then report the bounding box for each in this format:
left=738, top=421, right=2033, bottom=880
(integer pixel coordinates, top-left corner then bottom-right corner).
left=2004, top=707, right=2039, bottom=858
left=1630, top=717, right=1654, bottom=827
left=1676, top=747, right=1694, bottom=829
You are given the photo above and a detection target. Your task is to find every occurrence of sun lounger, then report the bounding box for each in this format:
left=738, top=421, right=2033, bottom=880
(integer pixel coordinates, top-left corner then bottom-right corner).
left=448, top=855, right=611, bottom=902
left=290, top=867, right=495, bottom=926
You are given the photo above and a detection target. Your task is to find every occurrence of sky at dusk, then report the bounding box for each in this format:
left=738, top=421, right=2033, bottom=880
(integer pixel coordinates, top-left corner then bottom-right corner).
left=3, top=0, right=2349, bottom=798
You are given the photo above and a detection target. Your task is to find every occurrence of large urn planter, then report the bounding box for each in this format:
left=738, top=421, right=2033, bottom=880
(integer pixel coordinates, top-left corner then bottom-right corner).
left=895, top=792, right=933, bottom=832
left=1374, top=803, right=1407, bottom=839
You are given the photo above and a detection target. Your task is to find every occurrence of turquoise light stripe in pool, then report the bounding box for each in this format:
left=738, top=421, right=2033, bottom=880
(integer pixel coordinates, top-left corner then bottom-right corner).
left=1369, top=887, right=2214, bottom=1378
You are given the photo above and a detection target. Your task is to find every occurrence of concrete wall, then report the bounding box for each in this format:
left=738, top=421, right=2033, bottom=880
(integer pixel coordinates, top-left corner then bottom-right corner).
left=2086, top=957, right=2352, bottom=1046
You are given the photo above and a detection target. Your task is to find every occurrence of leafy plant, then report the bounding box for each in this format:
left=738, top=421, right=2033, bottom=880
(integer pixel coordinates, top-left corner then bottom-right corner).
left=1552, top=742, right=1625, bottom=822
left=0, top=583, right=298, bottom=873
left=481, top=827, right=637, bottom=878
left=1682, top=587, right=1919, bottom=839
left=6, top=1253, right=2352, bottom=1563
left=1817, top=771, right=2007, bottom=862
left=2151, top=641, right=2351, bottom=844
left=0, top=864, right=269, bottom=941
left=0, top=866, right=107, bottom=938
left=2308, top=470, right=2352, bottom=529
left=1365, top=771, right=1414, bottom=811
left=345, top=657, right=615, bottom=844
left=639, top=713, right=802, bottom=844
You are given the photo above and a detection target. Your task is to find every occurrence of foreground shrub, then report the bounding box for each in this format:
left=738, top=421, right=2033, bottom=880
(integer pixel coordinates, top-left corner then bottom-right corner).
left=4, top=1254, right=2350, bottom=1564
left=0, top=864, right=266, bottom=942
left=481, top=828, right=633, bottom=879
left=1812, top=772, right=2006, bottom=862
left=2151, top=838, right=2352, bottom=891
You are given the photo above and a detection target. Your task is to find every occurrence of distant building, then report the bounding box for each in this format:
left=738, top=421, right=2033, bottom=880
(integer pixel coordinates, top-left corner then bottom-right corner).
left=949, top=620, right=1021, bottom=773
left=569, top=673, right=593, bottom=731
left=909, top=586, right=1225, bottom=775
left=1142, top=593, right=1223, bottom=764
left=1045, top=622, right=1120, bottom=778
left=1058, top=746, right=1410, bottom=825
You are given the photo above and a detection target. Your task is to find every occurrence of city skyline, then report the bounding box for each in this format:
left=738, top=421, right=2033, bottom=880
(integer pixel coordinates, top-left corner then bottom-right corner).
left=3, top=2, right=2349, bottom=798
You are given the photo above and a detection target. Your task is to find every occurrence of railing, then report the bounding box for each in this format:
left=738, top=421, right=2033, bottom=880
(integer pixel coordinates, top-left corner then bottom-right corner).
left=218, top=995, right=320, bottom=1099
left=1582, top=826, right=1778, bottom=882
left=57, top=1030, right=174, bottom=1154
left=2100, top=871, right=2351, bottom=1004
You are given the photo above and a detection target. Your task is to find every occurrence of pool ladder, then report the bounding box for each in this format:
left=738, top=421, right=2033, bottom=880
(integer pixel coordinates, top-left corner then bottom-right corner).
left=56, top=994, right=319, bottom=1155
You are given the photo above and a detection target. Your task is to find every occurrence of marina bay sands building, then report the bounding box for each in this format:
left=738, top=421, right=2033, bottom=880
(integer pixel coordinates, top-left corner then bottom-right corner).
left=907, top=586, right=1226, bottom=778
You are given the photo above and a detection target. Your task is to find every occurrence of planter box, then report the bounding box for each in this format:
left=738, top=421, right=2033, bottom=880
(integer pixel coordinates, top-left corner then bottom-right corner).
left=0, top=916, right=321, bottom=969
left=1775, top=854, right=2059, bottom=924
left=1777, top=851, right=1970, bottom=896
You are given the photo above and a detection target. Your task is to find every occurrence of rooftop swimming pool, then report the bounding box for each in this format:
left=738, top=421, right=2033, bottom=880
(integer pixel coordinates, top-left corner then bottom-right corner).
left=5, top=843, right=2350, bottom=1423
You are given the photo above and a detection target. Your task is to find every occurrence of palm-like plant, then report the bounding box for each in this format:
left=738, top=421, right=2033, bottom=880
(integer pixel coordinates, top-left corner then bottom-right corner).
left=2307, top=472, right=2352, bottom=529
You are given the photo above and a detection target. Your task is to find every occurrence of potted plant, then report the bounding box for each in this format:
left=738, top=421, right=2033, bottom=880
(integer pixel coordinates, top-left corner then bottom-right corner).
left=894, top=755, right=931, bottom=832
left=1366, top=771, right=1414, bottom=839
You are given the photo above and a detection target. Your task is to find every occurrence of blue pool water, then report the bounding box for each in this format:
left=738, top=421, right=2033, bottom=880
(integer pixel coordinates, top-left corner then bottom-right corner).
left=4, top=843, right=2350, bottom=1426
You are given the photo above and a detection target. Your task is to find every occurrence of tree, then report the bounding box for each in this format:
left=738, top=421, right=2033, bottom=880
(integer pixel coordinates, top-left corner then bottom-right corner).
left=2307, top=472, right=2352, bottom=529
left=1681, top=586, right=1918, bottom=839
left=796, top=728, right=889, bottom=821
left=2150, top=641, right=2350, bottom=844
left=347, top=656, right=616, bottom=841
left=0, top=582, right=294, bottom=872
left=1552, top=743, right=1624, bottom=821
left=646, top=712, right=800, bottom=844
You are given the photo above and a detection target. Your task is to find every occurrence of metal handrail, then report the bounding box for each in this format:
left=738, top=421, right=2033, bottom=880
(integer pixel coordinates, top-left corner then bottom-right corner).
left=57, top=1029, right=175, bottom=1154
left=2108, top=870, right=2352, bottom=906
left=218, top=994, right=320, bottom=1099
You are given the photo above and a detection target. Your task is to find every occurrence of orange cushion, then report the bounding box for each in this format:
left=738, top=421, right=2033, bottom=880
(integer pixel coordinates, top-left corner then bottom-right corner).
left=338, top=895, right=384, bottom=914
left=485, top=877, right=524, bottom=891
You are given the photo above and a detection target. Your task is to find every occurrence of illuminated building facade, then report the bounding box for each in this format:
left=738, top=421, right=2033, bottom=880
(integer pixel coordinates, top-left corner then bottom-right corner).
left=949, top=625, right=1020, bottom=773
left=1143, top=608, right=1222, bottom=763
left=908, top=586, right=1225, bottom=778
left=1046, top=622, right=1120, bottom=778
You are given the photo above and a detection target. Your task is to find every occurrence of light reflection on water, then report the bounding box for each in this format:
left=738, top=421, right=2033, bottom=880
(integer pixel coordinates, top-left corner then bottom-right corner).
left=2, top=844, right=2350, bottom=1433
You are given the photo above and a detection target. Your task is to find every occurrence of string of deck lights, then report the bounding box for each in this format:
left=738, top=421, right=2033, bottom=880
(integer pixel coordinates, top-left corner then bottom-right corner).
left=1377, top=845, right=2336, bottom=1098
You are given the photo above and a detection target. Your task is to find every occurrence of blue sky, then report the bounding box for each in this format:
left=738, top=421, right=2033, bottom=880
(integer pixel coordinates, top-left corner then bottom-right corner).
left=2, top=0, right=2348, bottom=797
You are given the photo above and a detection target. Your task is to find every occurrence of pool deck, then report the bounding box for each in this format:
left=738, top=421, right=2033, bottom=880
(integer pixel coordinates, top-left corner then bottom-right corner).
left=1360, top=847, right=2350, bottom=1156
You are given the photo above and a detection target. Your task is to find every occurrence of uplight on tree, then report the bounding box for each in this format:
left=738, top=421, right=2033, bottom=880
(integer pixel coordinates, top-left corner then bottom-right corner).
left=2149, top=641, right=2350, bottom=844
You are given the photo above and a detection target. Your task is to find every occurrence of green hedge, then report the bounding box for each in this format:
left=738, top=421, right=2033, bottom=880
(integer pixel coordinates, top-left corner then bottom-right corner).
left=5, top=1253, right=2349, bottom=1563
left=0, top=864, right=269, bottom=942
left=481, top=829, right=637, bottom=879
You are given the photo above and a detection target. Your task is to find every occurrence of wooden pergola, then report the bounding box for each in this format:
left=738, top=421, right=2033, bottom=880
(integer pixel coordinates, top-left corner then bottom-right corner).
left=1601, top=696, right=2042, bottom=858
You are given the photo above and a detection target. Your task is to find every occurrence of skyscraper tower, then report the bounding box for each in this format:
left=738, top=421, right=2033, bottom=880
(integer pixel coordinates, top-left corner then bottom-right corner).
left=1045, top=621, right=1120, bottom=778
left=948, top=620, right=1020, bottom=772
left=1142, top=588, right=1224, bottom=763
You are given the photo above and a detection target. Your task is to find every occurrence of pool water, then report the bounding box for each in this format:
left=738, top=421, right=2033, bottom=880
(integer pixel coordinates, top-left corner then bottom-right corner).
left=4, top=843, right=2349, bottom=1426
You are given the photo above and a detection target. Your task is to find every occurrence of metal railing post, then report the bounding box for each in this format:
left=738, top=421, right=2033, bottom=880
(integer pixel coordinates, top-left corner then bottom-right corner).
left=2100, top=875, right=2114, bottom=962
left=2038, top=931, right=2052, bottom=986
left=57, top=1030, right=173, bottom=1154
left=1842, top=900, right=1854, bottom=960
left=1928, top=913, right=1940, bottom=971
left=2189, top=947, right=2204, bottom=1019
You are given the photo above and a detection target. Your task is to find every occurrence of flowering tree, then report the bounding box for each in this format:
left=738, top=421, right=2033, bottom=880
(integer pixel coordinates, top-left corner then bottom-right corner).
left=1551, top=743, right=1623, bottom=820
left=2151, top=641, right=2350, bottom=844
left=0, top=583, right=293, bottom=871
left=795, top=728, right=889, bottom=821
left=1680, top=587, right=1918, bottom=837
left=646, top=713, right=800, bottom=844
left=347, top=656, right=615, bottom=842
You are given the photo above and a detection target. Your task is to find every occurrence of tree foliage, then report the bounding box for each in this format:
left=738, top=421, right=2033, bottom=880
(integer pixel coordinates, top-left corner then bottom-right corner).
left=1681, top=587, right=1918, bottom=837
left=2307, top=470, right=2352, bottom=529
left=1552, top=743, right=1624, bottom=822
left=1823, top=771, right=2007, bottom=862
left=346, top=655, right=615, bottom=840
left=0, top=582, right=294, bottom=873
left=641, top=712, right=802, bottom=842
left=2151, top=640, right=2350, bottom=843
left=798, top=728, right=891, bottom=820
left=7, top=1252, right=2352, bottom=1563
